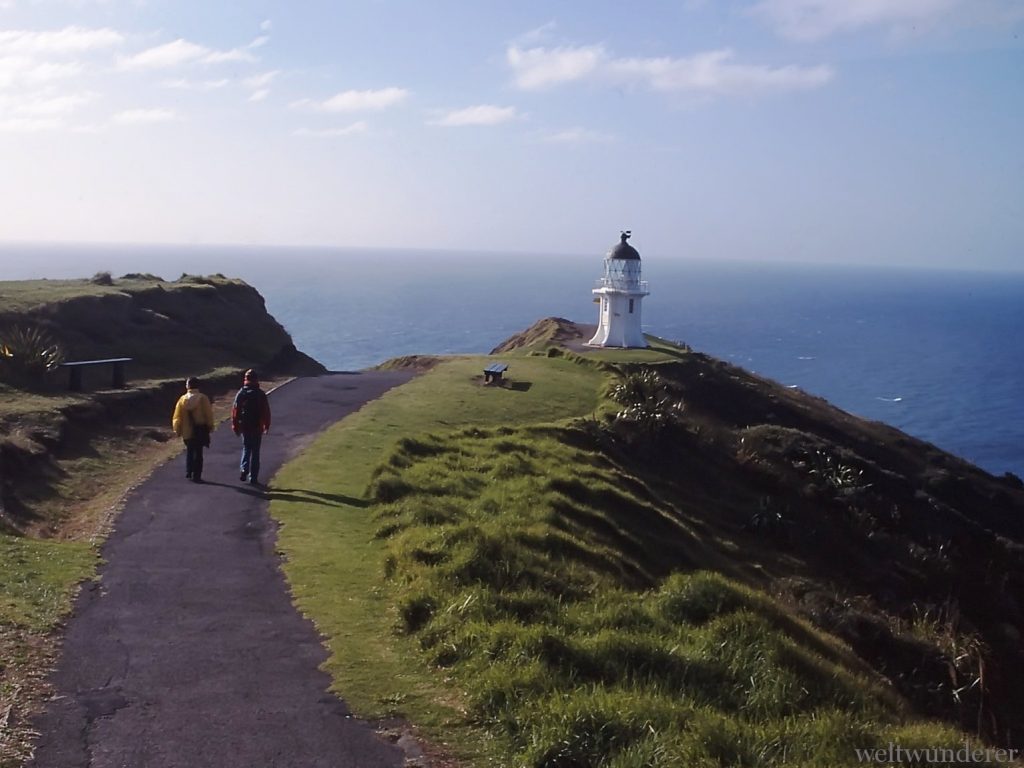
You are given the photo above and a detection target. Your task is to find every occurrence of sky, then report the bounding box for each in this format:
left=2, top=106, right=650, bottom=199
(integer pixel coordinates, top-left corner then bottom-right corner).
left=0, top=0, right=1022, bottom=269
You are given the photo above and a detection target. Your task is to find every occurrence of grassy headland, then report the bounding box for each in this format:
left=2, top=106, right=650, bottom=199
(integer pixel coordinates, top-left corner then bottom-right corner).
left=269, top=320, right=1024, bottom=766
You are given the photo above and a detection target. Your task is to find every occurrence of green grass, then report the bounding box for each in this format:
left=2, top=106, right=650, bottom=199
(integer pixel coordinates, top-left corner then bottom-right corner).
left=268, top=356, right=603, bottom=760
left=270, top=351, right=980, bottom=767
left=0, top=534, right=96, bottom=768
left=0, top=274, right=221, bottom=315
left=0, top=535, right=94, bottom=631
left=366, top=426, right=966, bottom=767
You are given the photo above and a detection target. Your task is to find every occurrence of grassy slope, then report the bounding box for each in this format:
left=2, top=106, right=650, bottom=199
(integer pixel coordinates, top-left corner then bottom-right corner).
left=270, top=356, right=604, bottom=760
left=270, top=349, right=983, bottom=767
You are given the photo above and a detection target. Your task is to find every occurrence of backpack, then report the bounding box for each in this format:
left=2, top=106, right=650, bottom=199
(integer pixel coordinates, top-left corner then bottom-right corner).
left=236, top=387, right=263, bottom=432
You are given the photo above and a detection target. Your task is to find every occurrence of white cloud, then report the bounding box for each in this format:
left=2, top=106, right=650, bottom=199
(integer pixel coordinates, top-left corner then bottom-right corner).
left=8, top=90, right=95, bottom=115
left=507, top=44, right=605, bottom=90
left=117, top=39, right=206, bottom=69
left=507, top=42, right=832, bottom=95
left=0, top=56, right=82, bottom=88
left=0, top=26, right=123, bottom=55
left=750, top=0, right=961, bottom=40
left=607, top=49, right=833, bottom=93
left=162, top=77, right=229, bottom=91
left=511, top=21, right=558, bottom=47
left=429, top=104, right=520, bottom=127
left=0, top=27, right=118, bottom=93
left=242, top=70, right=278, bottom=90
left=293, top=121, right=368, bottom=137
left=260, top=20, right=273, bottom=32
left=117, top=37, right=256, bottom=70
left=291, top=87, right=409, bottom=113
left=239, top=70, right=278, bottom=102
left=248, top=35, right=270, bottom=49
left=202, top=46, right=256, bottom=64
left=0, top=116, right=62, bottom=132
left=543, top=127, right=614, bottom=144
left=111, top=107, right=177, bottom=124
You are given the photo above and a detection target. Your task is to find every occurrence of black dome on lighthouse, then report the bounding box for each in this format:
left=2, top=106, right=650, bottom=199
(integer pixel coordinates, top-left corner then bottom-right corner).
left=608, top=231, right=640, bottom=261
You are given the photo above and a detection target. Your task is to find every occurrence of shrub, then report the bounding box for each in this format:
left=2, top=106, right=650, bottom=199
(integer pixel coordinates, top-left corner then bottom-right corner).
left=607, top=369, right=685, bottom=439
left=0, top=325, right=66, bottom=389
left=90, top=270, right=114, bottom=285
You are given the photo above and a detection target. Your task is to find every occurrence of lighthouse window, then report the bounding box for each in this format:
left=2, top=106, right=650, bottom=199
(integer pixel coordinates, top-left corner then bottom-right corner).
left=629, top=299, right=635, bottom=313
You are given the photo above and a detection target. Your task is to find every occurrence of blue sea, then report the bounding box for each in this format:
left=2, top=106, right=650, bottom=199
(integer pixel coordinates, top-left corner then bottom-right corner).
left=2, top=243, right=1022, bottom=478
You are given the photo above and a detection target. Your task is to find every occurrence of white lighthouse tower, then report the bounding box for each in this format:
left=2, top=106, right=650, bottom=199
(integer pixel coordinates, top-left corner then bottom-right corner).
left=588, top=231, right=649, bottom=348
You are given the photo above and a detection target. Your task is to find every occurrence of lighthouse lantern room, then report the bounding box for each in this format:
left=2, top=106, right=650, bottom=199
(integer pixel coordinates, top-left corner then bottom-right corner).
left=588, top=231, right=650, bottom=348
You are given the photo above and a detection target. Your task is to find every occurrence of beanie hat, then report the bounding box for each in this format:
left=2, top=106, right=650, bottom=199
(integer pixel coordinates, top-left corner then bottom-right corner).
left=243, top=369, right=258, bottom=384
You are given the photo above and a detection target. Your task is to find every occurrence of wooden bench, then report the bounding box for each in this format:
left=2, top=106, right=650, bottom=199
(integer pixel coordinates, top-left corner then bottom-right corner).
left=60, top=357, right=132, bottom=391
left=483, top=362, right=508, bottom=384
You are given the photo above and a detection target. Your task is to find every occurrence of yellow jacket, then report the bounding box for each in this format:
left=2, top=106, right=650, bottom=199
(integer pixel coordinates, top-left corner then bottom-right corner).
left=172, top=389, right=215, bottom=441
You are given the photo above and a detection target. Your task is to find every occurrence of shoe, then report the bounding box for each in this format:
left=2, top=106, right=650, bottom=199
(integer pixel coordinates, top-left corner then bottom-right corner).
left=240, top=471, right=248, bottom=481
left=249, top=478, right=259, bottom=487
left=192, top=476, right=203, bottom=484
left=186, top=473, right=192, bottom=480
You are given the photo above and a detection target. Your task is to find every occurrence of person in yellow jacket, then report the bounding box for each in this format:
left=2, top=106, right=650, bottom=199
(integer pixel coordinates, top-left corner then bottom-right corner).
left=172, top=377, right=215, bottom=483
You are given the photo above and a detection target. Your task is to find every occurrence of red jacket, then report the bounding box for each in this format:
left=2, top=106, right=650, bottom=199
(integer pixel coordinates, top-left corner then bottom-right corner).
left=231, top=385, right=271, bottom=435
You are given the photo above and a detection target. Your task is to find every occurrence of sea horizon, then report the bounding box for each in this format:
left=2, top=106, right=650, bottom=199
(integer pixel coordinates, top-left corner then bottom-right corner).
left=1, top=242, right=1022, bottom=479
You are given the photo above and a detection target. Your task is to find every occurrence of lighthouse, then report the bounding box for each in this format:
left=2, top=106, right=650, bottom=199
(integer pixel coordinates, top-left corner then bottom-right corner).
left=588, top=231, right=649, bottom=348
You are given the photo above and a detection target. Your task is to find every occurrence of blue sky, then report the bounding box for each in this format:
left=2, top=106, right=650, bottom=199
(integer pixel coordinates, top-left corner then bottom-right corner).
left=0, top=0, right=1021, bottom=268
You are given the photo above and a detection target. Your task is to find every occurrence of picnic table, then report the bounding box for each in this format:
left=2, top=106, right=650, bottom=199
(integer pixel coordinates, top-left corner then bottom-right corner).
left=483, top=362, right=509, bottom=384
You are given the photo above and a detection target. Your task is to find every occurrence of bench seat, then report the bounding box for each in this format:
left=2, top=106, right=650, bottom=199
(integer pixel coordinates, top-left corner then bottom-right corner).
left=60, top=357, right=132, bottom=391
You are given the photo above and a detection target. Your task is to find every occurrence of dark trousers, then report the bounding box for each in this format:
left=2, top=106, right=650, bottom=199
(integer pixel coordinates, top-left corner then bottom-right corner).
left=240, top=432, right=262, bottom=481
left=185, top=439, right=204, bottom=479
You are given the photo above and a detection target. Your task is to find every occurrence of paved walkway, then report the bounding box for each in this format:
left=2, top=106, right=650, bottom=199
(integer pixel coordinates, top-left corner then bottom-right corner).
left=31, top=372, right=416, bottom=768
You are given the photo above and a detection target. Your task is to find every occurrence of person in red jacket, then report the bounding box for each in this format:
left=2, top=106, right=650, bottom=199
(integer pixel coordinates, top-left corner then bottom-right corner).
left=231, top=369, right=271, bottom=486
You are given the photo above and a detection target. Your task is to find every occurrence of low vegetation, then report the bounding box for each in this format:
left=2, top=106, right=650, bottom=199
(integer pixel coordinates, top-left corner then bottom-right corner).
left=271, top=325, right=1024, bottom=766
left=0, top=326, right=65, bottom=391
left=0, top=537, right=94, bottom=767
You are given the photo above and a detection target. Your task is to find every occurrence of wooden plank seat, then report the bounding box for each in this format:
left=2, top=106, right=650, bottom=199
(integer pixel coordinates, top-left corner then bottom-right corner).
left=60, top=357, right=132, bottom=391
left=483, top=362, right=509, bottom=384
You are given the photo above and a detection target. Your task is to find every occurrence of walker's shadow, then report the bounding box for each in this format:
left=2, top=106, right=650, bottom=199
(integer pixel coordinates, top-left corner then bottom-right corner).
left=269, top=487, right=369, bottom=508
left=200, top=480, right=267, bottom=499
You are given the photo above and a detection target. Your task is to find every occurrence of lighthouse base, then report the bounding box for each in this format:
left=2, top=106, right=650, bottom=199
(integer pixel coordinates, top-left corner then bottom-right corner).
left=589, top=290, right=648, bottom=348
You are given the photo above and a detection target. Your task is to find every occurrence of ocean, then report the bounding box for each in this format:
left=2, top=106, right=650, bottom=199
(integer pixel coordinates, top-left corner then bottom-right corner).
left=2, top=243, right=1022, bottom=478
